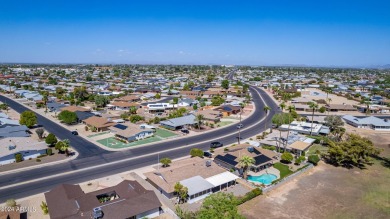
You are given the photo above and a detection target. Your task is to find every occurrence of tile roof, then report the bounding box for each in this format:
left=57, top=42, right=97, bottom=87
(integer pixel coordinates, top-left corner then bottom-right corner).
left=83, top=116, right=116, bottom=129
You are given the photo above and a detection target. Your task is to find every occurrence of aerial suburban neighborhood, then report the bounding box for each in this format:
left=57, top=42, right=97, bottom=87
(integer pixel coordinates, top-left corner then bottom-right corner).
left=0, top=64, right=389, bottom=219
left=1, top=1, right=390, bottom=219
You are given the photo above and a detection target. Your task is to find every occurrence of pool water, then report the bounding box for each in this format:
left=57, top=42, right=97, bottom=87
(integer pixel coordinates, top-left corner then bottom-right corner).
left=247, top=173, right=277, bottom=185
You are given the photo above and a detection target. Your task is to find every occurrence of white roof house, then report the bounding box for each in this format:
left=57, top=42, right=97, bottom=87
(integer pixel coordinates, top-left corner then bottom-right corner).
left=343, top=115, right=390, bottom=131
left=279, top=121, right=329, bottom=135
left=0, top=137, right=48, bottom=165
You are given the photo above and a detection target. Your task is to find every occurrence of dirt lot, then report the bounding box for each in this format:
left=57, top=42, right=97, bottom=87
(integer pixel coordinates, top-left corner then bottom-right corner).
left=239, top=130, right=390, bottom=219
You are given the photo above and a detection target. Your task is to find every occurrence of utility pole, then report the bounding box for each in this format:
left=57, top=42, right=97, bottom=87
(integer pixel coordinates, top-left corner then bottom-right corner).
left=237, top=108, right=242, bottom=145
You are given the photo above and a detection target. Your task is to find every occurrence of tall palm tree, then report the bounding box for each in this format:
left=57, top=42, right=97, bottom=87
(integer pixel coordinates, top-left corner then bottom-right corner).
left=263, top=105, right=271, bottom=131
left=285, top=105, right=295, bottom=149
left=43, top=93, right=49, bottom=112
left=326, top=98, right=332, bottom=115
left=196, top=114, right=204, bottom=130
left=308, top=102, right=319, bottom=136
left=238, top=155, right=255, bottom=179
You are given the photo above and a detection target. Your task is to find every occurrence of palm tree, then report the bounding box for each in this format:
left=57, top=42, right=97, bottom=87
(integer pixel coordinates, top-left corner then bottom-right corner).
left=279, top=102, right=286, bottom=112
left=43, top=94, right=49, bottom=112
left=239, top=155, right=255, bottom=179
left=196, top=114, right=204, bottom=130
left=285, top=105, right=295, bottom=149
left=308, top=102, right=319, bottom=136
left=263, top=105, right=271, bottom=131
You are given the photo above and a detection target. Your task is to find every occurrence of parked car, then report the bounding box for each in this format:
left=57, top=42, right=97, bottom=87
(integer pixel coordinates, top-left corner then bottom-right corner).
left=203, top=151, right=212, bottom=158
left=237, top=123, right=244, bottom=129
left=71, top=131, right=78, bottom=135
left=210, top=141, right=223, bottom=148
left=181, top=129, right=189, bottom=134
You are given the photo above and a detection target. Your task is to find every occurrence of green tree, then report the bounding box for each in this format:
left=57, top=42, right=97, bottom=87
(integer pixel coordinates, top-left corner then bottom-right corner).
left=325, top=134, right=381, bottom=168
left=128, top=106, right=138, bottom=114
left=160, top=157, right=172, bottom=167
left=0, top=103, right=9, bottom=112
left=295, top=156, right=306, bottom=165
left=324, top=115, right=344, bottom=131
left=281, top=152, right=294, bottom=163
left=221, top=80, right=230, bottom=90
left=174, top=182, right=188, bottom=204
left=94, top=95, right=110, bottom=107
left=58, top=110, right=77, bottom=124
left=190, top=148, right=204, bottom=158
left=46, top=133, right=58, bottom=146
left=238, top=155, right=255, bottom=179
left=155, top=93, right=161, bottom=99
left=129, top=115, right=143, bottom=123
left=19, top=110, right=37, bottom=128
left=197, top=193, right=245, bottom=219
left=271, top=113, right=294, bottom=126
left=193, top=104, right=198, bottom=110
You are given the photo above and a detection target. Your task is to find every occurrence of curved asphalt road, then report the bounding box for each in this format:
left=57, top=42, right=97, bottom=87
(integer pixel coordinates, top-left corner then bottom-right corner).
left=0, top=82, right=279, bottom=202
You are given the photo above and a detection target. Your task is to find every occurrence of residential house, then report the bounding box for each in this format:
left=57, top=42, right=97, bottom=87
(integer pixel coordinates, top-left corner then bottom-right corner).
left=159, top=114, right=197, bottom=130
left=109, top=102, right=140, bottom=111
left=342, top=115, right=390, bottom=131
left=0, top=125, right=30, bottom=138
left=279, top=121, right=330, bottom=136
left=145, top=157, right=238, bottom=203
left=0, top=137, right=47, bottom=165
left=325, top=104, right=357, bottom=112
left=109, top=123, right=155, bottom=142
left=214, top=104, right=241, bottom=117
left=195, top=109, right=222, bottom=123
left=83, top=116, right=116, bottom=132
left=45, top=180, right=162, bottom=219
left=214, top=144, right=277, bottom=173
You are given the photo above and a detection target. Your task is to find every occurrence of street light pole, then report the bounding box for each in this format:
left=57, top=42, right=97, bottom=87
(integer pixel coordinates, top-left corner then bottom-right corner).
left=237, top=108, right=242, bottom=145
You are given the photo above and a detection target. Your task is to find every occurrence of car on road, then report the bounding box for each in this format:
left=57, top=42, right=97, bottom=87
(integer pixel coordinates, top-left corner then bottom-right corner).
left=181, top=129, right=189, bottom=134
left=210, top=141, right=223, bottom=148
left=203, top=151, right=212, bottom=158
left=237, top=123, right=244, bottom=129
left=71, top=131, right=78, bottom=135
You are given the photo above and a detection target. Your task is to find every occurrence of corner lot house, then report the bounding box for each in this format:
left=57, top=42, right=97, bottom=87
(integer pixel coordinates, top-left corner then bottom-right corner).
left=83, top=116, right=116, bottom=132
left=145, top=157, right=238, bottom=203
left=109, top=123, right=155, bottom=142
left=279, top=121, right=330, bottom=136
left=159, top=114, right=197, bottom=130
left=45, top=180, right=162, bottom=219
left=0, top=137, right=47, bottom=165
left=343, top=115, right=390, bottom=131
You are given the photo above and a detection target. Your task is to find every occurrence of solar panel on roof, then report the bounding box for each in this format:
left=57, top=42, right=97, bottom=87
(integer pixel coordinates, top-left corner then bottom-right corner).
left=224, top=154, right=237, bottom=160
left=215, top=155, right=238, bottom=166
left=114, top=124, right=128, bottom=130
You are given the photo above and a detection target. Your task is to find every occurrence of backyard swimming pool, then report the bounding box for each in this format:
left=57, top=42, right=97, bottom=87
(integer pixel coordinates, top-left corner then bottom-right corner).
left=248, top=173, right=278, bottom=185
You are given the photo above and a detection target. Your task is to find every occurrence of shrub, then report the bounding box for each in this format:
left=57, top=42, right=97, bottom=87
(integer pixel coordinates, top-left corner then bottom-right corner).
left=15, top=153, right=23, bottom=162
left=35, top=128, right=45, bottom=139
left=308, top=154, right=320, bottom=165
left=210, top=123, right=214, bottom=128
left=85, top=126, right=89, bottom=131
left=6, top=199, right=17, bottom=207
left=294, top=156, right=306, bottom=165
left=209, top=148, right=214, bottom=153
left=237, top=188, right=262, bottom=205
left=45, top=133, right=58, bottom=146
left=36, top=158, right=41, bottom=162
left=262, top=145, right=276, bottom=151
left=46, top=148, right=53, bottom=155
left=224, top=147, right=229, bottom=152
left=281, top=152, right=294, bottom=163
left=190, top=148, right=204, bottom=158
left=41, top=201, right=49, bottom=215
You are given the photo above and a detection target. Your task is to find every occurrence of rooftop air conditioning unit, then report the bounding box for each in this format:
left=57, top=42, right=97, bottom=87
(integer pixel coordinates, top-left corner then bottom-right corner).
left=93, top=207, right=103, bottom=219
left=247, top=147, right=254, bottom=153
left=206, top=160, right=212, bottom=167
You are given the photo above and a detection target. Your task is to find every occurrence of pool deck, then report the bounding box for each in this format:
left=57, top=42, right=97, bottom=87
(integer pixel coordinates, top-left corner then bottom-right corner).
left=248, top=166, right=280, bottom=179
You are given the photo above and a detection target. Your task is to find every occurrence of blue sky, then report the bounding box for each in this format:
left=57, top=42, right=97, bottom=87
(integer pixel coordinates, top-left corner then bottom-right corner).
left=1, top=0, right=389, bottom=66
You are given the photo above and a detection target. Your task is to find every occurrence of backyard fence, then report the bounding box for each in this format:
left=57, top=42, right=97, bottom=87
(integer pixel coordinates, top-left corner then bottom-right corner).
left=262, top=163, right=314, bottom=193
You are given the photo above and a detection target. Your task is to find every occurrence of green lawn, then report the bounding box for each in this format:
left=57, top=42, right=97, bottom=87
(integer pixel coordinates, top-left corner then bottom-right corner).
left=307, top=144, right=328, bottom=156
left=155, top=128, right=177, bottom=138
left=273, top=162, right=293, bottom=179
left=217, top=121, right=233, bottom=127
left=87, top=131, right=110, bottom=138
left=97, top=136, right=161, bottom=148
